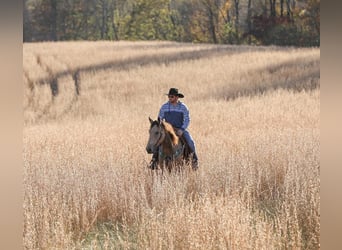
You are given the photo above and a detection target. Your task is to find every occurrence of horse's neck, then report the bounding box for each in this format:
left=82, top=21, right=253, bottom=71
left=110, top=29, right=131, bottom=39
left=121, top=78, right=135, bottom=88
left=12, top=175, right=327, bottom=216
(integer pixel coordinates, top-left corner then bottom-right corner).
left=161, top=132, right=174, bottom=154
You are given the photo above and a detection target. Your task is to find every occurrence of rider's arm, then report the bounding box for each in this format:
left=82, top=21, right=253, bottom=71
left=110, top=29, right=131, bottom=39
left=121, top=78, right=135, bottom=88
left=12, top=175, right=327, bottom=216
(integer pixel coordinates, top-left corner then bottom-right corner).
left=181, top=103, right=190, bottom=131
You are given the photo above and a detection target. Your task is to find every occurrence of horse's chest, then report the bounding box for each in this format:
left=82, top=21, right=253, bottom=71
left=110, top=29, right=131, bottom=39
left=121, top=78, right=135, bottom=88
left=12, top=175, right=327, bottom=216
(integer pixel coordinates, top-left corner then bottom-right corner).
left=159, top=144, right=184, bottom=161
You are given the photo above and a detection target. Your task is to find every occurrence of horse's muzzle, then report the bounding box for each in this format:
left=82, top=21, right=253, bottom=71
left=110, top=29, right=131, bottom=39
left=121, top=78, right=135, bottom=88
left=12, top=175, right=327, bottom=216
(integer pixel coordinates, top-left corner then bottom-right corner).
left=146, top=146, right=153, bottom=154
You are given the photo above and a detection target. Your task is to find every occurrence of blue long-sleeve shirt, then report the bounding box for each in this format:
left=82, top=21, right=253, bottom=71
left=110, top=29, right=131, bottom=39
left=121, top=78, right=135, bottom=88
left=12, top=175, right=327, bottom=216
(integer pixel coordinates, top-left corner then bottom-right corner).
left=158, top=101, right=190, bottom=131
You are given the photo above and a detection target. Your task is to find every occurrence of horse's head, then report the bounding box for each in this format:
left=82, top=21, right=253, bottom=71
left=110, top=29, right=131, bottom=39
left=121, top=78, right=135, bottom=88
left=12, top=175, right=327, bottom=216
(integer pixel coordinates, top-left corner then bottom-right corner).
left=146, top=117, right=166, bottom=154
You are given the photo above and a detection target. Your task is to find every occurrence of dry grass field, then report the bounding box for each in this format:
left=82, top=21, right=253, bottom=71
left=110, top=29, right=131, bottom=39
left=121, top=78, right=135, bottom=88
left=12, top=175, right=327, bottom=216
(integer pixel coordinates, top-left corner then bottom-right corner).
left=23, top=41, right=320, bottom=249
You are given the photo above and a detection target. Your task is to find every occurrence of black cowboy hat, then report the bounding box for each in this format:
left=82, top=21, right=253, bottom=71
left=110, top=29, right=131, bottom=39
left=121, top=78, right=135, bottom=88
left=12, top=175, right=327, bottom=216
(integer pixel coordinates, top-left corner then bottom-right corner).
left=166, top=88, right=184, bottom=98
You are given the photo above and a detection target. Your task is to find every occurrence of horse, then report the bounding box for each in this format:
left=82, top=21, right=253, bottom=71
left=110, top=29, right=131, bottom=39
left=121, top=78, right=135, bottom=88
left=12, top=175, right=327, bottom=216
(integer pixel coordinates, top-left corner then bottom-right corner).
left=146, top=117, right=192, bottom=173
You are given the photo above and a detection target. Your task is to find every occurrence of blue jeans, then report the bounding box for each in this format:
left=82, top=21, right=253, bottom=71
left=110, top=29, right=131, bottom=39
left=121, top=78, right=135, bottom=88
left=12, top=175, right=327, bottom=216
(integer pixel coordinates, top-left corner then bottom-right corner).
left=183, top=130, right=198, bottom=161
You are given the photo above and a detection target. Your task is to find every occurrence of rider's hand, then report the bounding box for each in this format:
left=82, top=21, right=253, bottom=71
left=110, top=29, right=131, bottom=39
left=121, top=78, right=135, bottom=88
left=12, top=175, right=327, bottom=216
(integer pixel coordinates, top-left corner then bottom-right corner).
left=176, top=129, right=184, bottom=137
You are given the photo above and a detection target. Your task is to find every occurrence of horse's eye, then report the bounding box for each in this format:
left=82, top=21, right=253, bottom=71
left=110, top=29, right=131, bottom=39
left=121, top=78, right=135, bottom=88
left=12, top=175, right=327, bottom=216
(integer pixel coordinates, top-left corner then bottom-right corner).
left=155, top=131, right=159, bottom=135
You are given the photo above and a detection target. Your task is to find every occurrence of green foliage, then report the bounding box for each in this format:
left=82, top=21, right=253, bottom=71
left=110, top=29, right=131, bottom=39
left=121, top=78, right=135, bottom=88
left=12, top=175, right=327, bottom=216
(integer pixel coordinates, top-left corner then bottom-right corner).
left=123, top=0, right=178, bottom=41
left=221, top=22, right=240, bottom=44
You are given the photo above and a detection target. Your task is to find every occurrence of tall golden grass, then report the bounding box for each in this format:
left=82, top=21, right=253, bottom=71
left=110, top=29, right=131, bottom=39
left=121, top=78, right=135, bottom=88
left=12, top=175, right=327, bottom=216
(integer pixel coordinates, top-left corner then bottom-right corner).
left=23, top=41, right=320, bottom=249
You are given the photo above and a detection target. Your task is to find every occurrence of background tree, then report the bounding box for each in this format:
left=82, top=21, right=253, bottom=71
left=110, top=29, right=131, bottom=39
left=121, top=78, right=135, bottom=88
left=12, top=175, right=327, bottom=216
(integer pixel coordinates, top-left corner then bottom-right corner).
left=23, top=0, right=32, bottom=42
left=301, top=0, right=320, bottom=35
left=124, top=0, right=177, bottom=40
left=23, top=0, right=320, bottom=47
left=29, top=0, right=59, bottom=41
left=232, top=0, right=240, bottom=42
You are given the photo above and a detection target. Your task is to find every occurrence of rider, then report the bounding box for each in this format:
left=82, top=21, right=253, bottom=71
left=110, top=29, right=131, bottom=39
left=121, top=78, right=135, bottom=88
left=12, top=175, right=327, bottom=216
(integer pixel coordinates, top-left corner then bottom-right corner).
left=149, top=88, right=199, bottom=169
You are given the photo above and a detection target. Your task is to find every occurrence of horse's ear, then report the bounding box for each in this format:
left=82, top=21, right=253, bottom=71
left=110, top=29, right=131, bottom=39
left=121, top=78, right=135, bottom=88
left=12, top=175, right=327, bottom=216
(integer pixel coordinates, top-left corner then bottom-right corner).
left=149, top=117, right=153, bottom=124
left=157, top=117, right=161, bottom=124
left=160, top=120, right=165, bottom=128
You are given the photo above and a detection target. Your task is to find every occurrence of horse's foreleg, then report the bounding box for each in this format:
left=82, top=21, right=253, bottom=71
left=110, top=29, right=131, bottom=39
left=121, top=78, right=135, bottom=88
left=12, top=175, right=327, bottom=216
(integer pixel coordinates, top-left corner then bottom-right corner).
left=165, top=157, right=173, bottom=173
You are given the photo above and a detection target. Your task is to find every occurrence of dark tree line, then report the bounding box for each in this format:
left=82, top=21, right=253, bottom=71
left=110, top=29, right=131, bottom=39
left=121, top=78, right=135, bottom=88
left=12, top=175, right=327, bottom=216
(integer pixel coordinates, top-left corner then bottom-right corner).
left=23, top=0, right=320, bottom=47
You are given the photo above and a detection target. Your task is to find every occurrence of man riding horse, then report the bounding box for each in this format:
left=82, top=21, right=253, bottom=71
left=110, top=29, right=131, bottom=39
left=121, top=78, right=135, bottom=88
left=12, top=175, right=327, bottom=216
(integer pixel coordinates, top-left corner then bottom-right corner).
left=148, top=88, right=199, bottom=170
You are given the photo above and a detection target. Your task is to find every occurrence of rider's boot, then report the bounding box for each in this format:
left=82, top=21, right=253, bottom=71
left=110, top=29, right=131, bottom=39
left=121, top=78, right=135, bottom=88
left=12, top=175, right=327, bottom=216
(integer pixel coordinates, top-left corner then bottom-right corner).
left=192, top=153, right=199, bottom=170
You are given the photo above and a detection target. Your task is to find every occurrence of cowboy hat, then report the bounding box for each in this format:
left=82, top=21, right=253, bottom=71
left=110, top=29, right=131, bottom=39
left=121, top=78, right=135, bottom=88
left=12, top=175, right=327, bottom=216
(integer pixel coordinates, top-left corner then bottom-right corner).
left=166, top=88, right=184, bottom=98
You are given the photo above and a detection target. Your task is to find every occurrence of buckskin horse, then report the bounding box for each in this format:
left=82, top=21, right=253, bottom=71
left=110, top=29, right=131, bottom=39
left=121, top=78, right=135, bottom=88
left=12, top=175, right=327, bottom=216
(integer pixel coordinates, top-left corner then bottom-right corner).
left=146, top=117, right=192, bottom=173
